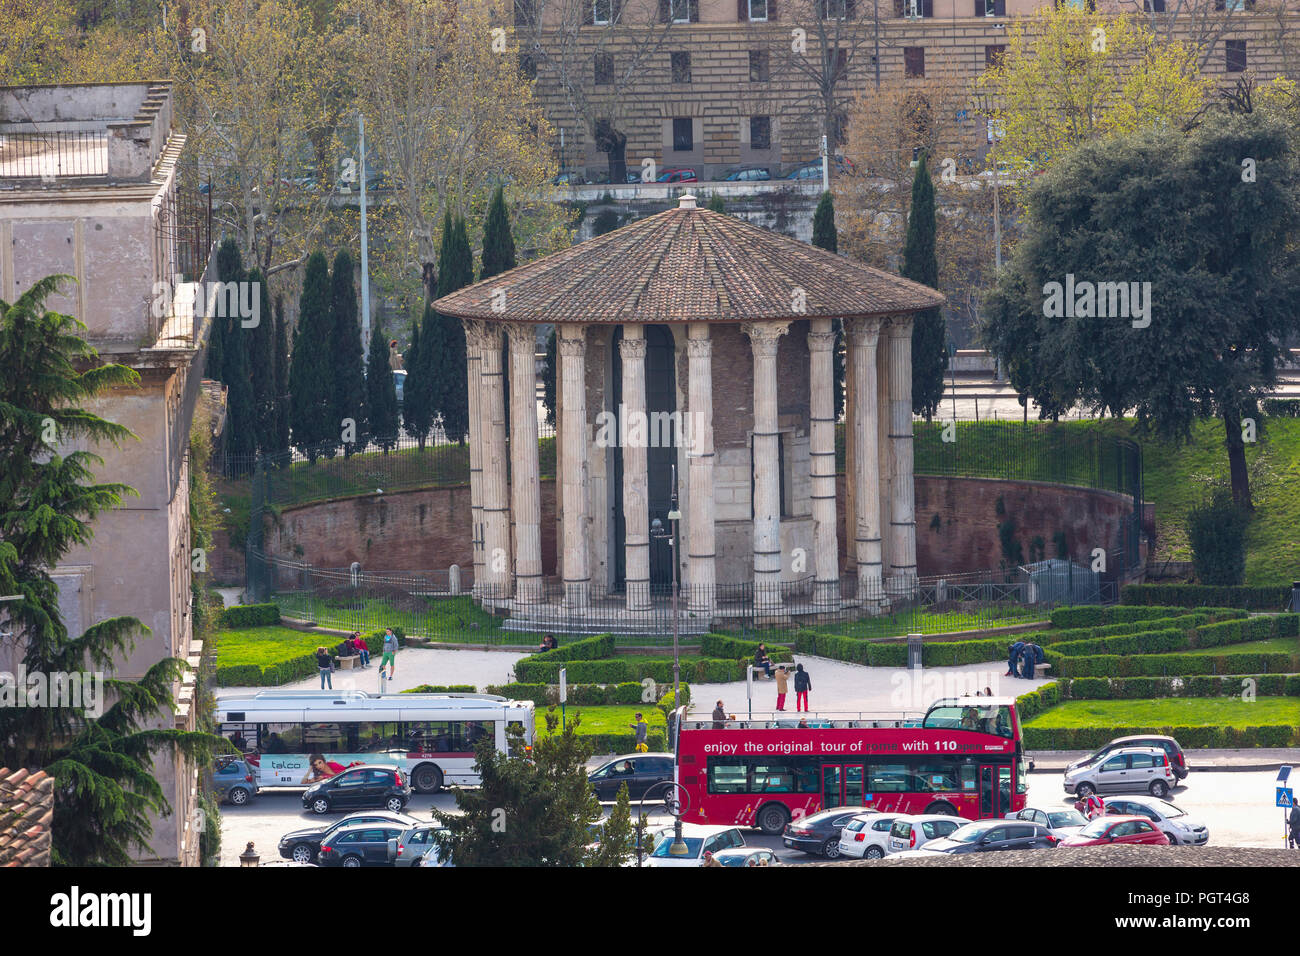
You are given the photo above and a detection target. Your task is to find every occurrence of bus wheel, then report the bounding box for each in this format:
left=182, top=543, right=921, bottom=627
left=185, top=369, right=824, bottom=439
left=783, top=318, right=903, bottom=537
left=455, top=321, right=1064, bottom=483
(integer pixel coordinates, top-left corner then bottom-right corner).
left=412, top=764, right=443, bottom=794
left=924, top=801, right=957, bottom=816
left=756, top=803, right=790, bottom=836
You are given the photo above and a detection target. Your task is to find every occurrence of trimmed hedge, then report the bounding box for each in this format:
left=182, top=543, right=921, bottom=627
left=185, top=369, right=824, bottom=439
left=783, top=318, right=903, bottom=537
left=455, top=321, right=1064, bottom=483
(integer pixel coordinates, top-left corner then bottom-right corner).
left=516, top=657, right=748, bottom=684
left=1048, top=652, right=1295, bottom=677
left=403, top=684, right=478, bottom=694
left=1025, top=724, right=1298, bottom=749
left=569, top=731, right=669, bottom=754
left=528, top=634, right=616, bottom=662
left=1121, top=584, right=1293, bottom=611
left=485, top=682, right=648, bottom=706
left=1048, top=605, right=1245, bottom=629
left=1053, top=674, right=1300, bottom=700
left=1015, top=683, right=1063, bottom=722
left=700, top=634, right=793, bottom=663
left=215, top=653, right=318, bottom=687
left=218, top=603, right=281, bottom=628
left=793, top=631, right=908, bottom=666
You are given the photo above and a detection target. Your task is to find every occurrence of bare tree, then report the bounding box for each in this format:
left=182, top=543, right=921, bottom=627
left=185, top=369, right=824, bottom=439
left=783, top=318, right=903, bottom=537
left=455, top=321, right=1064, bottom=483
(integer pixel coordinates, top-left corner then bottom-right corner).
left=1113, top=0, right=1256, bottom=70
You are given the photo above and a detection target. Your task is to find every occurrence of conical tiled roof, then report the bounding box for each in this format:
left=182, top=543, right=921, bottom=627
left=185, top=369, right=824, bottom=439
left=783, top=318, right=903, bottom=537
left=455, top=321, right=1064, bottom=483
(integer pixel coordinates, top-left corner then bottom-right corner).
left=434, top=198, right=945, bottom=324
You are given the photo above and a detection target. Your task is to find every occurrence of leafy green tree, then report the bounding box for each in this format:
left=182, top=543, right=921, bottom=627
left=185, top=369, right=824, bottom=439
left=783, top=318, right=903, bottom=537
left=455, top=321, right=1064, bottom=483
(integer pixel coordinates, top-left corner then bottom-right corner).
left=288, top=251, right=335, bottom=462
left=903, top=154, right=947, bottom=422
left=246, top=269, right=276, bottom=456
left=402, top=305, right=437, bottom=448
left=434, top=216, right=472, bottom=443
left=271, top=294, right=292, bottom=461
left=1187, top=490, right=1248, bottom=586
left=431, top=712, right=601, bottom=866
left=0, top=276, right=220, bottom=865
left=480, top=185, right=517, bottom=281
left=982, top=113, right=1300, bottom=508
left=366, top=322, right=400, bottom=452
left=330, top=249, right=366, bottom=456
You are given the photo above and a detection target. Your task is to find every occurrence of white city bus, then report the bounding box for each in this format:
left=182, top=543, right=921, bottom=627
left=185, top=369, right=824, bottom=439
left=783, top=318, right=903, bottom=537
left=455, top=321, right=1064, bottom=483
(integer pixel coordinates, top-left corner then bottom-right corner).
left=215, top=690, right=535, bottom=794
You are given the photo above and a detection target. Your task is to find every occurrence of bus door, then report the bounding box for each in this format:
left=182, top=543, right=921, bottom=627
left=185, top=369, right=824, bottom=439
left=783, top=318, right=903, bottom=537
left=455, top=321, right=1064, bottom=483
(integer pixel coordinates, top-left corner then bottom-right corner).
left=979, top=765, right=1004, bottom=817
left=822, top=763, right=865, bottom=809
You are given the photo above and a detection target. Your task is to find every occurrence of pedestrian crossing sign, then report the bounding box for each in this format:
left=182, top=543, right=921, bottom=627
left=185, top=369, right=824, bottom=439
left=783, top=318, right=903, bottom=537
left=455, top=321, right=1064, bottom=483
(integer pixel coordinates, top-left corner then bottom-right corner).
left=1277, top=787, right=1294, bottom=808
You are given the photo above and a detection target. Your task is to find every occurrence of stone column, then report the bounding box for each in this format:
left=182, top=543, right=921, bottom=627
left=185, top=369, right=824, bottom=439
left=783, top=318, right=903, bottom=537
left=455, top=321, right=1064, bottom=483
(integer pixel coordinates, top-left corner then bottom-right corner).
left=507, top=323, right=543, bottom=605
left=744, top=320, right=790, bottom=610
left=686, top=324, right=716, bottom=614
left=877, top=316, right=894, bottom=579
left=619, top=325, right=651, bottom=610
left=848, top=318, right=883, bottom=604
left=887, top=315, right=918, bottom=593
left=808, top=318, right=840, bottom=607
left=478, top=322, right=512, bottom=600
left=558, top=324, right=590, bottom=608
left=464, top=321, right=486, bottom=596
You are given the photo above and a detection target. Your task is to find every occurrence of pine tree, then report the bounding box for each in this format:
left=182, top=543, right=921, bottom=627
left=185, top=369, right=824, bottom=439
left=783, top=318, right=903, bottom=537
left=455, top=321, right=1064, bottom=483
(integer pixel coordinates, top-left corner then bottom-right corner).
left=902, top=153, right=947, bottom=421
left=246, top=269, right=276, bottom=456
left=812, top=191, right=837, bottom=253
left=366, top=322, right=400, bottom=452
left=288, top=251, right=335, bottom=461
left=434, top=215, right=473, bottom=443
left=330, top=249, right=366, bottom=455
left=402, top=305, right=437, bottom=449
left=479, top=185, right=517, bottom=281
left=0, top=276, right=219, bottom=865
left=272, top=294, right=291, bottom=461
left=589, top=782, right=636, bottom=867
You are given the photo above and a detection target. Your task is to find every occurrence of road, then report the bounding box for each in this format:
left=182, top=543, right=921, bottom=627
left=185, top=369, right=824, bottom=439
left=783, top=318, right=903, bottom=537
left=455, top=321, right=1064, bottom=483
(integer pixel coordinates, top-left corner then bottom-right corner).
left=219, top=769, right=1291, bottom=866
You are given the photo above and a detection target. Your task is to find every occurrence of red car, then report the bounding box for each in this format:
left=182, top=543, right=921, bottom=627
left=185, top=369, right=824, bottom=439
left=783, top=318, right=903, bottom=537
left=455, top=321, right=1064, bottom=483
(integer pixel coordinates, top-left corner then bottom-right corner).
left=1059, top=815, right=1171, bottom=847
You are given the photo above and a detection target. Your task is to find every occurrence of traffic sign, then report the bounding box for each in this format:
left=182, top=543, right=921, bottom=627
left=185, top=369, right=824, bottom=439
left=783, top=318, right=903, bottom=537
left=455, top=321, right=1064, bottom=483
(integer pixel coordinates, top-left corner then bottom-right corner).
left=1277, top=787, right=1293, bottom=808
left=1278, top=765, right=1292, bottom=784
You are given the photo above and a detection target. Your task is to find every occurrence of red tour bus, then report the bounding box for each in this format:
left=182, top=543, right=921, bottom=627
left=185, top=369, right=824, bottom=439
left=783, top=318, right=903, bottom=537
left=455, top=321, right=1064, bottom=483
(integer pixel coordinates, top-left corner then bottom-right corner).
left=673, top=697, right=1027, bottom=834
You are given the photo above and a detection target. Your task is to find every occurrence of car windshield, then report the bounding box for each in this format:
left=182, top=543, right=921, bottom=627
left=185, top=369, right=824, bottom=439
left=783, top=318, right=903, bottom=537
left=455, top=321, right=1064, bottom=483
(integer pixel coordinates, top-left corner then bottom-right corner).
left=717, top=854, right=751, bottom=867
left=1047, top=809, right=1088, bottom=828
left=946, top=824, right=993, bottom=844
left=1154, top=800, right=1184, bottom=818
left=651, top=836, right=703, bottom=858
left=843, top=818, right=868, bottom=832
left=1078, top=819, right=1112, bottom=838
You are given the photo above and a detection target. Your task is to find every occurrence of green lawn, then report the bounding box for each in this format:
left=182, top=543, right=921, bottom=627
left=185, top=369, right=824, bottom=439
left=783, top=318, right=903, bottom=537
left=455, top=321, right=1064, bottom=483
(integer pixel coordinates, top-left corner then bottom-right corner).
left=1024, top=697, right=1300, bottom=729
left=213, top=625, right=336, bottom=667
left=1176, top=637, right=1299, bottom=656
left=800, top=605, right=1042, bottom=641
left=534, top=705, right=667, bottom=738
left=273, top=593, right=514, bottom=642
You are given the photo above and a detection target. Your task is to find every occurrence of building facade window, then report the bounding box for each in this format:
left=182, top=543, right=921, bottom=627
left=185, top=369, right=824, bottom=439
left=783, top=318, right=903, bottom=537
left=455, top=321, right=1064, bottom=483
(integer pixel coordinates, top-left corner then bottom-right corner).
left=749, top=49, right=770, bottom=81
left=1143, top=0, right=1166, bottom=10
left=671, top=51, right=692, bottom=83
left=673, top=117, right=694, bottom=151
left=670, top=0, right=691, bottom=22
left=519, top=53, right=538, bottom=79
left=514, top=0, right=534, bottom=26
left=750, top=115, right=771, bottom=150
left=894, top=0, right=933, bottom=17
left=904, top=46, right=925, bottom=77
left=827, top=46, right=848, bottom=82
left=594, top=52, right=614, bottom=85
left=985, top=44, right=1005, bottom=68
left=1215, top=0, right=1254, bottom=10
left=748, top=0, right=769, bottom=21
left=978, top=0, right=1005, bottom=14
left=1225, top=39, right=1247, bottom=72
left=593, top=0, right=612, bottom=22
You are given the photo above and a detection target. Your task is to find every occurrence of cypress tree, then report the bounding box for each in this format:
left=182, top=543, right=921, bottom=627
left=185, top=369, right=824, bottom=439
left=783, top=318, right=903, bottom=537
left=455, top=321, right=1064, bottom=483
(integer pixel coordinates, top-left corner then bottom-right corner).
left=209, top=237, right=241, bottom=383
left=246, top=268, right=276, bottom=455
left=542, top=327, right=557, bottom=427
left=902, top=153, right=946, bottom=421
left=272, top=294, right=291, bottom=461
left=436, top=216, right=472, bottom=443
left=706, top=193, right=726, bottom=214
left=330, top=249, right=366, bottom=455
left=288, top=251, right=334, bottom=461
left=215, top=238, right=246, bottom=388
left=811, top=192, right=845, bottom=420
left=366, top=322, right=400, bottom=452
left=403, top=305, right=437, bottom=449
left=217, top=249, right=256, bottom=470
left=479, top=185, right=517, bottom=281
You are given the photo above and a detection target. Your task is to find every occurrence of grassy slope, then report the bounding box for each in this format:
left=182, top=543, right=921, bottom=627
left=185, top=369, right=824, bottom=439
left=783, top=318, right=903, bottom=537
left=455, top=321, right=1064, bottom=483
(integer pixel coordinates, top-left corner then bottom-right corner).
left=533, top=705, right=667, bottom=738
left=1024, top=697, right=1300, bottom=729
left=214, top=625, right=338, bottom=667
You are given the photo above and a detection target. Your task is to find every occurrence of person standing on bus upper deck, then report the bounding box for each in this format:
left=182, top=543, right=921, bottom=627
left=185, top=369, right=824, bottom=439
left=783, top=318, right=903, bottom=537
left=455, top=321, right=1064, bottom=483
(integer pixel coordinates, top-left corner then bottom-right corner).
left=712, top=700, right=726, bottom=730
left=794, top=663, right=811, bottom=712
left=774, top=666, right=789, bottom=711
left=381, top=627, right=399, bottom=680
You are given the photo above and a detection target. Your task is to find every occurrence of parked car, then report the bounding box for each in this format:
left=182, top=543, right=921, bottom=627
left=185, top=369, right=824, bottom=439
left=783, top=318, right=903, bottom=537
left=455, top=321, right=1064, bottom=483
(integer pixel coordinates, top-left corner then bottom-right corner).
left=782, top=806, right=875, bottom=859
left=890, top=819, right=1059, bottom=857
left=317, top=822, right=409, bottom=867
left=722, top=166, right=771, bottom=182
left=1101, top=796, right=1209, bottom=846
left=301, top=765, right=412, bottom=815
left=887, top=814, right=965, bottom=854
left=1064, top=746, right=1176, bottom=799
left=644, top=824, right=745, bottom=867
left=211, top=757, right=258, bottom=807
left=1067, top=734, right=1188, bottom=782
left=710, top=847, right=781, bottom=866
left=1004, top=806, right=1089, bottom=840
left=387, top=824, right=449, bottom=866
left=836, top=812, right=904, bottom=860
left=588, top=753, right=675, bottom=801
left=1059, top=815, right=1171, bottom=847
left=656, top=167, right=698, bottom=183
left=553, top=170, right=586, bottom=185
left=784, top=162, right=822, bottom=180
left=278, top=810, right=422, bottom=863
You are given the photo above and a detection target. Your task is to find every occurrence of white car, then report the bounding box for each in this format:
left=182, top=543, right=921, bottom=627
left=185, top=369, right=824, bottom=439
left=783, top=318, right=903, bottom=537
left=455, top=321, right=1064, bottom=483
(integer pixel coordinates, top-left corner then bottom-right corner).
left=1101, top=795, right=1209, bottom=846
left=837, top=813, right=906, bottom=860
left=644, top=823, right=746, bottom=867
left=886, top=814, right=965, bottom=854
left=1004, top=806, right=1089, bottom=840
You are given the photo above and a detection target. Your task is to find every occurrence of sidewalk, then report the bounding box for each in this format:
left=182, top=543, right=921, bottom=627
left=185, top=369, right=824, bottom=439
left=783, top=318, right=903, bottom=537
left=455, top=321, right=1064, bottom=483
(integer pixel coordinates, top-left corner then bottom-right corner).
left=1028, top=749, right=1295, bottom=773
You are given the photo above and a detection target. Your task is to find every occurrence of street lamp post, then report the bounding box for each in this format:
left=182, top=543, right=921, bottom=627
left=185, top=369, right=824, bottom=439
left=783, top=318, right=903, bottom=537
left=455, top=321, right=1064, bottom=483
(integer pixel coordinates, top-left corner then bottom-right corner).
left=650, top=464, right=685, bottom=857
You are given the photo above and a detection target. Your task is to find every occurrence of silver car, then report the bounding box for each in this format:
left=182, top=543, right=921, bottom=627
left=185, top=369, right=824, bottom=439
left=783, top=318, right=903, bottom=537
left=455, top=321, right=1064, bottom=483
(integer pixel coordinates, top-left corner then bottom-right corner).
left=1004, top=806, right=1088, bottom=840
left=387, top=824, right=447, bottom=867
left=1102, top=795, right=1209, bottom=846
left=1063, top=746, right=1176, bottom=798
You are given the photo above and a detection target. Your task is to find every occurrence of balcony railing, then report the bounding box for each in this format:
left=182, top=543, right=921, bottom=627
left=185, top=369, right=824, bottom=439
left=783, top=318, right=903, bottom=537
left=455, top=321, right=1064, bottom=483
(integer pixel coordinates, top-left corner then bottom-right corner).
left=0, top=130, right=109, bottom=183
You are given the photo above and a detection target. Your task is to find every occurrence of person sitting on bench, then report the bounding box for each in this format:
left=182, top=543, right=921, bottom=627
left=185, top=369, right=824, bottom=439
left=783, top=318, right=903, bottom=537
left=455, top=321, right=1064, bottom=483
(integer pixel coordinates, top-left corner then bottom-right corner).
left=753, top=644, right=773, bottom=679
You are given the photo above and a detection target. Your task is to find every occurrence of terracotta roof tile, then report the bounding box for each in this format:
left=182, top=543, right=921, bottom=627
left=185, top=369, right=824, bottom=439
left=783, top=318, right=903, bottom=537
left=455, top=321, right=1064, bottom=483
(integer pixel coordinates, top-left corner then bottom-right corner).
left=0, top=767, right=54, bottom=867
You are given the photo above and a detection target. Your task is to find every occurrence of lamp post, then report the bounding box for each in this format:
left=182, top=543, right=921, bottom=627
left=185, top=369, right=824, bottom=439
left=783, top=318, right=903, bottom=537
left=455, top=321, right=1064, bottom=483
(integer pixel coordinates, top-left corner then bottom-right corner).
left=239, top=841, right=260, bottom=867
left=650, top=464, right=685, bottom=857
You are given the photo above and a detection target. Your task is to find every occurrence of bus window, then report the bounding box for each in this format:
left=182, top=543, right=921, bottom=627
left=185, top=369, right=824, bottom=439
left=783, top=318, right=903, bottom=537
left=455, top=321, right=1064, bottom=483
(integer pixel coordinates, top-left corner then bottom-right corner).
left=303, top=722, right=352, bottom=753
left=751, top=763, right=796, bottom=793
left=356, top=722, right=399, bottom=753
left=868, top=764, right=911, bottom=793
left=222, top=724, right=257, bottom=752
left=707, top=758, right=748, bottom=794
left=258, top=722, right=301, bottom=754
left=913, top=763, right=960, bottom=792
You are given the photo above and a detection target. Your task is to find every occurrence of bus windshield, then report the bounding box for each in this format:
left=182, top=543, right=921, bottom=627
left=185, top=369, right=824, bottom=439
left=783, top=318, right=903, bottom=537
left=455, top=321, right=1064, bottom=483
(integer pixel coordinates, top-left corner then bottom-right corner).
left=922, top=704, right=1014, bottom=738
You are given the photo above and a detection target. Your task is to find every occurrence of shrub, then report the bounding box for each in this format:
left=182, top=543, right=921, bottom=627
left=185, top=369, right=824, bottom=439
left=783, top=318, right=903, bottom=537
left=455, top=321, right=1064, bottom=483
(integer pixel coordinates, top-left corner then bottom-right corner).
left=262, top=655, right=318, bottom=686
left=1186, top=492, right=1249, bottom=586
left=403, top=684, right=477, bottom=694
left=218, top=603, right=281, bottom=628
left=793, top=631, right=908, bottom=666
left=700, top=634, right=793, bottom=663
left=529, top=633, right=616, bottom=662
left=214, top=664, right=264, bottom=687
left=1121, top=584, right=1292, bottom=610
left=485, top=683, right=553, bottom=706
left=1262, top=397, right=1300, bottom=417
left=1067, top=677, right=1112, bottom=699
left=921, top=639, right=1006, bottom=666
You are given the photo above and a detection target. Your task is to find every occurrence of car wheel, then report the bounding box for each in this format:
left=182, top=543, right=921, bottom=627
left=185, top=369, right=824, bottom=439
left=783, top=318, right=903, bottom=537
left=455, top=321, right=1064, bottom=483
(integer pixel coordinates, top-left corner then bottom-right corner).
left=228, top=787, right=250, bottom=807
left=342, top=854, right=363, bottom=868
left=311, top=797, right=331, bottom=814
left=756, top=803, right=790, bottom=836
left=864, top=845, right=884, bottom=860
left=411, top=764, right=443, bottom=794
left=822, top=838, right=841, bottom=859
left=1149, top=780, right=1170, bottom=798
left=1074, top=782, right=1095, bottom=799
left=924, top=801, right=957, bottom=816
left=385, top=796, right=406, bottom=813
left=291, top=844, right=315, bottom=864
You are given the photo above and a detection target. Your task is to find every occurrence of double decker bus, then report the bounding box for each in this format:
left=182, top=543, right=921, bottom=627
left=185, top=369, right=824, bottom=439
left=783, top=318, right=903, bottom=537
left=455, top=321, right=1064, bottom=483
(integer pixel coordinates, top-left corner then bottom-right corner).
left=673, top=697, right=1027, bottom=834
left=215, top=690, right=534, bottom=794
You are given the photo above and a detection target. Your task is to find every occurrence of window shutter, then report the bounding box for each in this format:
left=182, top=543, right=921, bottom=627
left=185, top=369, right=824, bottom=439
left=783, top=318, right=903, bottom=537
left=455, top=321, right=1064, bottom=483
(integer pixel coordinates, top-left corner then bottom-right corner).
left=739, top=0, right=748, bottom=19
left=994, top=0, right=1005, bottom=14
left=584, top=1, right=594, bottom=25
left=613, top=0, right=624, bottom=20
left=893, top=0, right=904, bottom=14
left=769, top=0, right=777, bottom=19
left=974, top=0, right=982, bottom=15
left=689, top=0, right=699, bottom=20
left=922, top=0, right=933, bottom=16
left=659, top=0, right=670, bottom=22
left=846, top=0, right=856, bottom=17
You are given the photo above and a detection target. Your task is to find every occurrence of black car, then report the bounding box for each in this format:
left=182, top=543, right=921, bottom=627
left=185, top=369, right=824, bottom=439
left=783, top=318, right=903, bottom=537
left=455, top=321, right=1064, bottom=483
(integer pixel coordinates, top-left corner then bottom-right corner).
left=279, top=810, right=421, bottom=863
left=901, top=819, right=1058, bottom=856
left=301, top=765, right=412, bottom=815
left=1067, top=735, right=1188, bottom=781
left=783, top=806, right=876, bottom=858
left=588, top=753, right=674, bottom=801
left=318, top=823, right=410, bottom=867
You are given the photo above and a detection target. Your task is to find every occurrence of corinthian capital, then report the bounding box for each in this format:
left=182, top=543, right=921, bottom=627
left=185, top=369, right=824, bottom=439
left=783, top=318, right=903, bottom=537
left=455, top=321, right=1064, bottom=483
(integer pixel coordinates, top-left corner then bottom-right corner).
left=505, top=322, right=536, bottom=353
left=742, top=320, right=790, bottom=358
left=619, top=335, right=647, bottom=361
left=557, top=324, right=588, bottom=358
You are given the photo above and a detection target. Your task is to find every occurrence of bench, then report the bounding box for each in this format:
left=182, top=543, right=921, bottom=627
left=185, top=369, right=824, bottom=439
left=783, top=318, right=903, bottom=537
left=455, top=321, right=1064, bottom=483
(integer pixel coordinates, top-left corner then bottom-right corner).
left=1034, top=662, right=1052, bottom=678
left=337, top=654, right=360, bottom=670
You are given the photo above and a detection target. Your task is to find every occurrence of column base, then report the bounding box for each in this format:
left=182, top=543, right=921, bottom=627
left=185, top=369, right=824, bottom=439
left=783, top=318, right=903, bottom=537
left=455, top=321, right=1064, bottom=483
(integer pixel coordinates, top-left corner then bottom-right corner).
left=562, top=580, right=590, bottom=609
left=813, top=578, right=840, bottom=607
left=886, top=571, right=920, bottom=599
left=753, top=576, right=783, bottom=610
left=625, top=580, right=652, bottom=612
left=857, top=566, right=884, bottom=605
left=513, top=576, right=545, bottom=606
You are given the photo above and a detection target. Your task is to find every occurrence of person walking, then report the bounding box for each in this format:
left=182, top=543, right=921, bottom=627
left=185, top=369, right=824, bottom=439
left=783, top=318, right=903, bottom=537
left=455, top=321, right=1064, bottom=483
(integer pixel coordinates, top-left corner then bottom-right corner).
left=1289, top=803, right=1300, bottom=848
left=630, top=713, right=649, bottom=753
left=381, top=627, right=399, bottom=681
left=794, top=663, right=811, bottom=712
left=774, top=666, right=789, bottom=711
left=315, top=646, right=333, bottom=690
left=712, top=700, right=726, bottom=730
